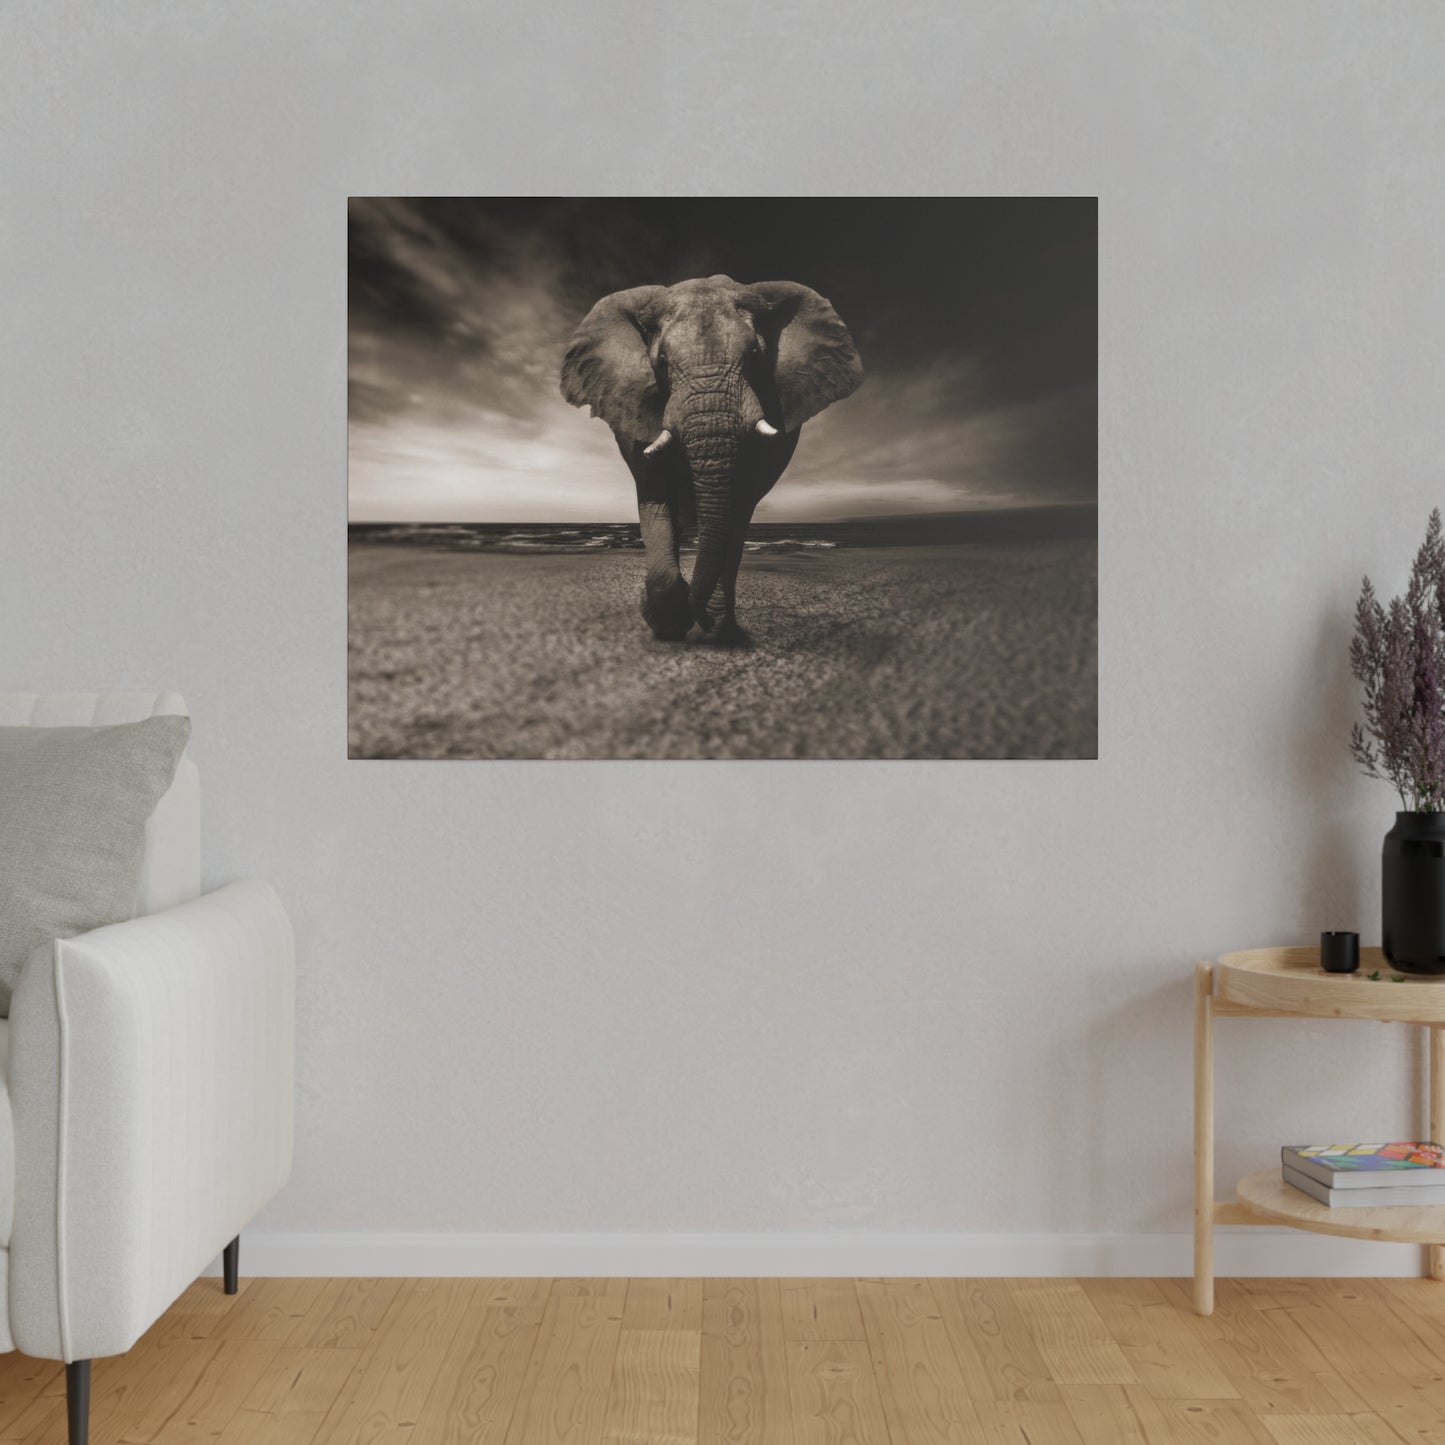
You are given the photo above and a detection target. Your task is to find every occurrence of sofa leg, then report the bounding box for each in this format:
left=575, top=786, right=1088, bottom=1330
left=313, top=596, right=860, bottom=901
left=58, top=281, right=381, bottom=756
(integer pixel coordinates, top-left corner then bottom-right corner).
left=223, top=1235, right=240, bottom=1295
left=66, top=1360, right=90, bottom=1445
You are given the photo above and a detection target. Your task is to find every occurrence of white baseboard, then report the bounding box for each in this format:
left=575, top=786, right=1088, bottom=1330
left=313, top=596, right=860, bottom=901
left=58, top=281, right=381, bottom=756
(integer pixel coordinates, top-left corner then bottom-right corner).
left=204, top=1229, right=1430, bottom=1278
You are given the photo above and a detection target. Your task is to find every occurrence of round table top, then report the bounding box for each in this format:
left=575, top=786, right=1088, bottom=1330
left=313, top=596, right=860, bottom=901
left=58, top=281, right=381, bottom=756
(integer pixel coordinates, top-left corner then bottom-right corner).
left=1216, top=946, right=1445, bottom=1022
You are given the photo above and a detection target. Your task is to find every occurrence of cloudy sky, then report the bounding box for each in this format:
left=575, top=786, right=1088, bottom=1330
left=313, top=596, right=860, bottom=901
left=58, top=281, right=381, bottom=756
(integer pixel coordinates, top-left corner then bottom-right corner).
left=348, top=198, right=1096, bottom=524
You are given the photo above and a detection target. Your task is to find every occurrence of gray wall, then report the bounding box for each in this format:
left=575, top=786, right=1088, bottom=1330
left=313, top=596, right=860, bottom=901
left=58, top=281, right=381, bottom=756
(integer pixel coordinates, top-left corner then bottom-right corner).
left=3, top=1, right=1443, bottom=1240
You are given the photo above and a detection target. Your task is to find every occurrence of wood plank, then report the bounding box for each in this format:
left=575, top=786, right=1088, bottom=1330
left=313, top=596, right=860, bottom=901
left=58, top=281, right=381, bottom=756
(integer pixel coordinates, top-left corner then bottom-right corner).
left=971, top=1399, right=1087, bottom=1444
left=552, top=1279, right=631, bottom=1299
left=623, top=1280, right=704, bottom=1332
left=1376, top=1274, right=1445, bottom=1319
left=1370, top=1276, right=1445, bottom=1369
left=1141, top=1398, right=1278, bottom=1445
left=311, top=1277, right=474, bottom=1443
left=205, top=1278, right=331, bottom=1343
left=212, top=1347, right=362, bottom=1445
left=1342, top=1373, right=1445, bottom=1444
left=853, top=1279, right=932, bottom=1297
left=699, top=1279, right=793, bottom=1445
left=149, top=1340, right=281, bottom=1444
left=1266, top=1290, right=1410, bottom=1379
left=478, top=1281, right=555, bottom=1308
left=1260, top=1415, right=1403, bottom=1445
left=9, top=1394, right=66, bottom=1445
left=1213, top=1285, right=1353, bottom=1389
left=141, top=1313, right=217, bottom=1350
left=78, top=1334, right=219, bottom=1445
left=504, top=1292, right=624, bottom=1445
left=169, top=1278, right=248, bottom=1319
left=602, top=1329, right=700, bottom=1445
left=856, top=1281, right=982, bottom=1444
left=287, top=1278, right=403, bottom=1350
left=930, top=1277, right=1059, bottom=1403
left=1058, top=1384, right=1153, bottom=1444
left=2, top=1351, right=71, bottom=1443
left=1006, top=1280, right=1138, bottom=1387
left=231, top=1346, right=363, bottom=1416
left=1308, top=1278, right=1445, bottom=1375
left=410, top=1302, right=545, bottom=1445
left=1080, top=1277, right=1237, bottom=1398
left=1159, top=1279, right=1367, bottom=1416
left=1226, top=1280, right=1322, bottom=1311
left=0, top=1358, right=62, bottom=1439
left=778, top=1284, right=864, bottom=1343
left=785, top=1342, right=888, bottom=1445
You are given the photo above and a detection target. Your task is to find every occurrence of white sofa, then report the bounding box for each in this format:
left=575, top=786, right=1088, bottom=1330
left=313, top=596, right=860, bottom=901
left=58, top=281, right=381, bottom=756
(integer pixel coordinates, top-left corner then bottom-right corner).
left=0, top=692, right=294, bottom=1445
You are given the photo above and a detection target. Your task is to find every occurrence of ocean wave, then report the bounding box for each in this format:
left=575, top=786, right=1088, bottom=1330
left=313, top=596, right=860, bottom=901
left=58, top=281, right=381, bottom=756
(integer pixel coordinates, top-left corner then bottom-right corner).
left=743, top=538, right=838, bottom=552
left=496, top=535, right=616, bottom=551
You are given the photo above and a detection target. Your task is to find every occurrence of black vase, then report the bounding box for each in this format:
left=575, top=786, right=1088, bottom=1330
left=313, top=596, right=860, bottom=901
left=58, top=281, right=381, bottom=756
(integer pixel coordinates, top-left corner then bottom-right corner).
left=1383, top=812, right=1445, bottom=975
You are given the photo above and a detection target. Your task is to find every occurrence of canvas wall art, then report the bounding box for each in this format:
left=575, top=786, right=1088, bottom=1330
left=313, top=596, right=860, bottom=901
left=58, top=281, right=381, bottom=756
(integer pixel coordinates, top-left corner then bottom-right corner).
left=348, top=198, right=1097, bottom=759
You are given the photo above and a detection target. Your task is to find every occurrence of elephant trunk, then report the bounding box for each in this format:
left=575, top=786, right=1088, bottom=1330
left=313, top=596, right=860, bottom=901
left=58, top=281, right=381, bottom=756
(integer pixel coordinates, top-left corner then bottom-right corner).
left=678, top=373, right=743, bottom=629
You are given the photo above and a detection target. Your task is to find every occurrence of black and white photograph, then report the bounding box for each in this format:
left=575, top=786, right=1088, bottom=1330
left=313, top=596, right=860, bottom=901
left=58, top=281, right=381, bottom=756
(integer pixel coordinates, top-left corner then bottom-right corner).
left=348, top=198, right=1097, bottom=759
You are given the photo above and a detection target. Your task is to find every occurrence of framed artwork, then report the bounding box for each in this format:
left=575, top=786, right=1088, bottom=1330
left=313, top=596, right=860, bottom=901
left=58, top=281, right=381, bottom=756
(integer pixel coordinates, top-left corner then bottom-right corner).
left=349, top=198, right=1096, bottom=759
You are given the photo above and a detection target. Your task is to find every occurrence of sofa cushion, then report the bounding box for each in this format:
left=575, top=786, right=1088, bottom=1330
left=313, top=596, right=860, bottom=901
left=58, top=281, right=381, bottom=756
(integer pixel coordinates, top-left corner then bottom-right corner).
left=0, top=717, right=191, bottom=1014
left=0, top=693, right=201, bottom=919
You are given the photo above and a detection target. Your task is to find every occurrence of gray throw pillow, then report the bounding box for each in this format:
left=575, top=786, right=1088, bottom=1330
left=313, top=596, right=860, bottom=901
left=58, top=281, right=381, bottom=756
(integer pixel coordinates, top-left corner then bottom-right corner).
left=0, top=715, right=192, bottom=1014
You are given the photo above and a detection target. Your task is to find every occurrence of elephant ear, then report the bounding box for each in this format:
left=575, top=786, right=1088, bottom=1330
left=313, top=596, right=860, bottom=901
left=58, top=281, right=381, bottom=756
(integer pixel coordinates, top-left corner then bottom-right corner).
left=560, top=286, right=667, bottom=444
left=748, top=281, right=863, bottom=433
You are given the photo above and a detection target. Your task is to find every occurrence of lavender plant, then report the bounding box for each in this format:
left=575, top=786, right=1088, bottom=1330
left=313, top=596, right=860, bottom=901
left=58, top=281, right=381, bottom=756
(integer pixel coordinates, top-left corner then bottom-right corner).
left=1351, top=510, right=1445, bottom=811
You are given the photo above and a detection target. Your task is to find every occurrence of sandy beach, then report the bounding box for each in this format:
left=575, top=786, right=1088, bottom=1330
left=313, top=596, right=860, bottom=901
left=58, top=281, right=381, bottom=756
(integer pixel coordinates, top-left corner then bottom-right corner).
left=348, top=538, right=1096, bottom=759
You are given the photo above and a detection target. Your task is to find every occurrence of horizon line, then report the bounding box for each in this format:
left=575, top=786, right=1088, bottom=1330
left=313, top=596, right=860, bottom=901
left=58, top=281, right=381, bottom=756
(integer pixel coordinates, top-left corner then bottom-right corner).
left=348, top=500, right=1099, bottom=527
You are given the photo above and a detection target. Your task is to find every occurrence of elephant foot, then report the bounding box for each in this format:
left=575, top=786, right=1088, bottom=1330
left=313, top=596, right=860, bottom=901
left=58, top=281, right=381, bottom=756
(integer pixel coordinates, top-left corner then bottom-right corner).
left=711, top=616, right=753, bottom=649
left=641, top=577, right=691, bottom=640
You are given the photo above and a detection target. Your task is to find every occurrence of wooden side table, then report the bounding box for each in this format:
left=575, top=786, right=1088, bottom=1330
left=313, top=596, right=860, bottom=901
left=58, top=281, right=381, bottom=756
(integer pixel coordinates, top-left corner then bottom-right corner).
left=1194, top=946, right=1445, bottom=1315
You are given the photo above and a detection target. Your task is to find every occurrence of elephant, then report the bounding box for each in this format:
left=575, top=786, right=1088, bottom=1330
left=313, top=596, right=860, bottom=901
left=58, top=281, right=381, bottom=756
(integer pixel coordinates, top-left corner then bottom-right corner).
left=560, top=274, right=863, bottom=645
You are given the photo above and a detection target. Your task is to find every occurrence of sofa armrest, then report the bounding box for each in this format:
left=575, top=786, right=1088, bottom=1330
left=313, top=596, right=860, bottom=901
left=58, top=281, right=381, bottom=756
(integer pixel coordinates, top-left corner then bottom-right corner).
left=7, top=879, right=294, bottom=1361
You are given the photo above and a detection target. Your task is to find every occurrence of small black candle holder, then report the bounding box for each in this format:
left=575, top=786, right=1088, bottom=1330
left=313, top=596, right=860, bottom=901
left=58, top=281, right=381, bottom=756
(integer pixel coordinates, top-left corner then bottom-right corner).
left=1320, top=931, right=1360, bottom=974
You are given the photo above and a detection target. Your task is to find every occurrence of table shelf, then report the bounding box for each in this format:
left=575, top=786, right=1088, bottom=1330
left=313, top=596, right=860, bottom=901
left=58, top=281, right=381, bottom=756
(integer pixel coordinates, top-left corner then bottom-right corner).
left=1234, top=1167, right=1445, bottom=1245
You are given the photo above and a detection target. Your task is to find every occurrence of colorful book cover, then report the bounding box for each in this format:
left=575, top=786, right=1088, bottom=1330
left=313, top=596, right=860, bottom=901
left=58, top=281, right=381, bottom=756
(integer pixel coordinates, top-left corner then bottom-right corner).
left=1286, top=1143, right=1445, bottom=1172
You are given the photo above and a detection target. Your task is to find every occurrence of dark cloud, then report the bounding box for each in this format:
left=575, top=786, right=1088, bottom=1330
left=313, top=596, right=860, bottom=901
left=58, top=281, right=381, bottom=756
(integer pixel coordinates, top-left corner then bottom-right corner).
left=348, top=198, right=1096, bottom=522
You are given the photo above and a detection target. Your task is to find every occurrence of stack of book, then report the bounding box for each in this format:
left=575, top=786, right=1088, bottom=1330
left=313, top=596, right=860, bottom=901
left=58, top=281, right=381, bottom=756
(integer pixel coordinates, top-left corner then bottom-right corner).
left=1283, top=1143, right=1445, bottom=1207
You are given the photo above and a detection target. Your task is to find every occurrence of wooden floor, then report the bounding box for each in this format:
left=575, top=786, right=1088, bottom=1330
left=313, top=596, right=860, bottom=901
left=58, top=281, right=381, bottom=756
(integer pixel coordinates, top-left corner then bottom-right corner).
left=4, top=1277, right=1445, bottom=1443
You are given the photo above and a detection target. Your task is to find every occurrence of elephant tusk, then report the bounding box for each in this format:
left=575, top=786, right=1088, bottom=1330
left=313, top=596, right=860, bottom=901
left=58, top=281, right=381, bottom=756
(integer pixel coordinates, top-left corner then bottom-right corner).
left=755, top=419, right=779, bottom=437
left=643, top=429, right=672, bottom=456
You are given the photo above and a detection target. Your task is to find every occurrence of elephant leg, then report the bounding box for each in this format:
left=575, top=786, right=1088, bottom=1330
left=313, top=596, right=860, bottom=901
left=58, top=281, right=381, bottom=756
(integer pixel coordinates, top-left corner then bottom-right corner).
left=622, top=438, right=692, bottom=641
left=712, top=511, right=756, bottom=648
left=637, top=498, right=690, bottom=640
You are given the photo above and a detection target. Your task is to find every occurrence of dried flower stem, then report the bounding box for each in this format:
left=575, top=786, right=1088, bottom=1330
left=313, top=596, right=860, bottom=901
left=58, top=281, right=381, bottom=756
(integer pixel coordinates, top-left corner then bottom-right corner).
left=1351, top=509, right=1445, bottom=812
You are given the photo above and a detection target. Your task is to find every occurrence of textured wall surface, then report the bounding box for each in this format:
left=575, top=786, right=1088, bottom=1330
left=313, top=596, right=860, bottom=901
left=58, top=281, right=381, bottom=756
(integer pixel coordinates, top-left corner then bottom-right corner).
left=2, top=1, right=1444, bottom=1238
